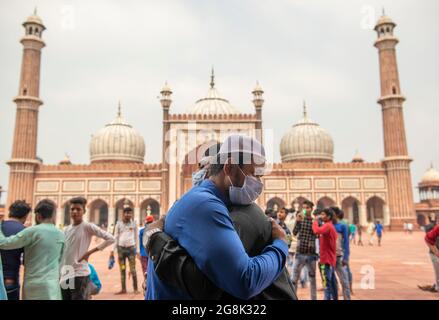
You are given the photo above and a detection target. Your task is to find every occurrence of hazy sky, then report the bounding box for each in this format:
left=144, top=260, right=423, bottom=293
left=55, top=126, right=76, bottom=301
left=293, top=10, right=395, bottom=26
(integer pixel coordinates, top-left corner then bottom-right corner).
left=1, top=0, right=438, bottom=203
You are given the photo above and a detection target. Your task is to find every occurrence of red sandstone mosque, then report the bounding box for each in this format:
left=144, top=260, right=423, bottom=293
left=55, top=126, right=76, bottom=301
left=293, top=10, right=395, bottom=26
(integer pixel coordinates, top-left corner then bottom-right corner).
left=5, top=10, right=436, bottom=229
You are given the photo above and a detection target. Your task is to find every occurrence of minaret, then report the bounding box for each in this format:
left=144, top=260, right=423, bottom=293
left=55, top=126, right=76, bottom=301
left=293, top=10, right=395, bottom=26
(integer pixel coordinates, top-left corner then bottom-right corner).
left=160, top=82, right=172, bottom=213
left=6, top=10, right=46, bottom=208
left=374, top=12, right=415, bottom=227
left=252, top=81, right=264, bottom=141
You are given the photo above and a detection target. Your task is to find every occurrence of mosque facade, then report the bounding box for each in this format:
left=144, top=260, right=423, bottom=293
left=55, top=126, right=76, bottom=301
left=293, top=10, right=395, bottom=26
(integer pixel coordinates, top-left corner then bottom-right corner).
left=5, top=11, right=420, bottom=229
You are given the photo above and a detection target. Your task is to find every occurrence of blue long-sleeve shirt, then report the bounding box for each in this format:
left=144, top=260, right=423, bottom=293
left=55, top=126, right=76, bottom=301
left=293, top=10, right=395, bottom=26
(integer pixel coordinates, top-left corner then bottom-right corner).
left=334, top=222, right=350, bottom=262
left=139, top=227, right=147, bottom=257
left=146, top=179, right=288, bottom=300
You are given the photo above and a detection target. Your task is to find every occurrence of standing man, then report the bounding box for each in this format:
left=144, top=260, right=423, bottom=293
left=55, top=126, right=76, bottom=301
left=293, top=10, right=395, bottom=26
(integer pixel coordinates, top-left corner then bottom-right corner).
left=281, top=207, right=297, bottom=278
left=332, top=207, right=351, bottom=300
left=111, top=206, right=139, bottom=294
left=419, top=216, right=439, bottom=293
left=375, top=220, right=384, bottom=247
left=0, top=200, right=31, bottom=300
left=0, top=200, right=65, bottom=300
left=139, top=215, right=154, bottom=279
left=291, top=200, right=318, bottom=300
left=313, top=208, right=338, bottom=300
left=407, top=222, right=414, bottom=234
left=367, top=220, right=376, bottom=246
left=424, top=224, right=439, bottom=294
left=60, top=197, right=115, bottom=300
left=277, top=207, right=292, bottom=248
left=349, top=223, right=357, bottom=245
left=356, top=223, right=363, bottom=246
left=146, top=135, right=289, bottom=300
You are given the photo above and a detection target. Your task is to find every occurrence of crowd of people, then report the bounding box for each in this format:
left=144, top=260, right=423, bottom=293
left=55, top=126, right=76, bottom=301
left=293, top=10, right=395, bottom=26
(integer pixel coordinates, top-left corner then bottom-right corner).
left=0, top=134, right=438, bottom=300
left=0, top=196, right=155, bottom=300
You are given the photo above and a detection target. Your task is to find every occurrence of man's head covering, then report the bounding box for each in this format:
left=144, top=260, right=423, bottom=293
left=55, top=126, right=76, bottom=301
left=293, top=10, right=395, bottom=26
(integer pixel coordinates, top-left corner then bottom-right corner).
left=199, top=142, right=222, bottom=168
left=217, top=135, right=266, bottom=166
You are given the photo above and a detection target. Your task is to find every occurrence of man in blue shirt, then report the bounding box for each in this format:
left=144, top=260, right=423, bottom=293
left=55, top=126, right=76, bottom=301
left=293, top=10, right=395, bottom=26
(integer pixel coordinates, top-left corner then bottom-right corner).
left=146, top=135, right=288, bottom=300
left=332, top=207, right=351, bottom=300
left=0, top=200, right=31, bottom=300
left=375, top=220, right=384, bottom=247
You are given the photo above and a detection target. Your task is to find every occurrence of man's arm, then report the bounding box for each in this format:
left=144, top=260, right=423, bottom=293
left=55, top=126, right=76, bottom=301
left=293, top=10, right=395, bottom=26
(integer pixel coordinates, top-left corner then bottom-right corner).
left=180, top=200, right=287, bottom=300
left=80, top=224, right=115, bottom=261
left=425, top=225, right=439, bottom=256
left=0, top=223, right=33, bottom=250
left=134, top=224, right=138, bottom=254
left=312, top=220, right=330, bottom=235
left=293, top=221, right=301, bottom=236
left=342, top=224, right=350, bottom=262
left=111, top=222, right=119, bottom=256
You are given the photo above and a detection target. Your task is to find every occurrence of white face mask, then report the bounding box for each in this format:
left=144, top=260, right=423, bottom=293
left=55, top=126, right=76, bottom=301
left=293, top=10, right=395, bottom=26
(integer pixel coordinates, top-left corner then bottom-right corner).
left=192, top=168, right=207, bottom=187
left=228, top=167, right=263, bottom=205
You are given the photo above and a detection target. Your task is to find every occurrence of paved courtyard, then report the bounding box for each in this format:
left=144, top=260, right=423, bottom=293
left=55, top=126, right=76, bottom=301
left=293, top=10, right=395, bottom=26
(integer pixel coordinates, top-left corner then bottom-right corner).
left=89, top=231, right=438, bottom=300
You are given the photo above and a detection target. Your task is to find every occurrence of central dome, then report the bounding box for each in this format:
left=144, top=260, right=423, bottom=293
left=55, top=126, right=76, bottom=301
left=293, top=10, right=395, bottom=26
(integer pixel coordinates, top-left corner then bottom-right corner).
left=90, top=104, right=145, bottom=163
left=280, top=103, right=334, bottom=162
left=187, top=69, right=239, bottom=115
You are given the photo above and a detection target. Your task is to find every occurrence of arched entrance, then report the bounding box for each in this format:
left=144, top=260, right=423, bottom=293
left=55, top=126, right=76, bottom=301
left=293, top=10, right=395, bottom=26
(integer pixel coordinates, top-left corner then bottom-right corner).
left=317, top=196, right=335, bottom=210
left=291, top=197, right=310, bottom=211
left=266, top=197, right=286, bottom=213
left=180, top=140, right=221, bottom=196
left=416, top=213, right=427, bottom=227
left=341, top=197, right=360, bottom=224
left=366, top=196, right=385, bottom=222
left=140, top=198, right=160, bottom=222
left=89, top=199, right=109, bottom=228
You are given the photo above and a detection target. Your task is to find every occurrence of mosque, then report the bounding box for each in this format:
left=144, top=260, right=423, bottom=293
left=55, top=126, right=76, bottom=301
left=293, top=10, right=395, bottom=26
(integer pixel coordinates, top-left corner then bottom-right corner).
left=6, top=10, right=433, bottom=230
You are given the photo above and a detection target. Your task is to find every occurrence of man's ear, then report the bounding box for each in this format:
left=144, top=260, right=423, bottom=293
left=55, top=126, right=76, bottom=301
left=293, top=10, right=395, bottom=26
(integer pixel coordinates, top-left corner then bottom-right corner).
left=223, top=157, right=233, bottom=175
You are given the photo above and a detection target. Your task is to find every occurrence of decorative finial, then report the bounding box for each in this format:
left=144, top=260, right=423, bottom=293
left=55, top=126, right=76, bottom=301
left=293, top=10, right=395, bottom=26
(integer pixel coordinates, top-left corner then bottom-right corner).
left=210, top=66, right=215, bottom=89
left=303, top=100, right=308, bottom=119
left=117, top=101, right=122, bottom=117
left=430, top=162, right=434, bottom=169
left=34, top=6, right=38, bottom=15
left=382, top=7, right=385, bottom=16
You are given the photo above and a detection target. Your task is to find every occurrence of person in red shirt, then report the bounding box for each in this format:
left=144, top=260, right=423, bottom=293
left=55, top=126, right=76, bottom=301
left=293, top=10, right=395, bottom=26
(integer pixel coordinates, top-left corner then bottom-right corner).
left=424, top=223, right=439, bottom=293
left=312, top=208, right=338, bottom=300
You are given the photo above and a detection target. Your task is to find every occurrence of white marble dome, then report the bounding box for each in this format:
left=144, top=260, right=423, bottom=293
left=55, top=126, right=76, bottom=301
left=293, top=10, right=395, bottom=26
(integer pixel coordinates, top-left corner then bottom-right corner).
left=421, top=165, right=439, bottom=184
left=280, top=104, right=334, bottom=162
left=90, top=106, right=145, bottom=163
left=187, top=70, right=238, bottom=115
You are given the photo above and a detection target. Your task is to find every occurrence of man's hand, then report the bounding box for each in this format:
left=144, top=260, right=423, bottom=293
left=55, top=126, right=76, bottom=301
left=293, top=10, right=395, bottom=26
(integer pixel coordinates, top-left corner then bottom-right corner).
left=79, top=248, right=98, bottom=262
left=342, top=260, right=348, bottom=267
left=79, top=252, right=91, bottom=262
left=296, top=213, right=304, bottom=222
left=271, top=218, right=287, bottom=243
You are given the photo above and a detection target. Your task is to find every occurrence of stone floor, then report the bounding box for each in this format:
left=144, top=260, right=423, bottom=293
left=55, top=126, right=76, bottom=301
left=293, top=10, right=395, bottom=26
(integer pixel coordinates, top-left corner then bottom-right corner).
left=89, top=231, right=438, bottom=300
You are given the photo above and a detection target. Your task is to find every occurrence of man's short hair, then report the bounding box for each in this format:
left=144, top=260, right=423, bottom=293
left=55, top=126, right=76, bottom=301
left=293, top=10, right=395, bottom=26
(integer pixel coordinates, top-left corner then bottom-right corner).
left=312, top=208, right=323, bottom=216
left=331, top=206, right=344, bottom=220
left=35, top=200, right=55, bottom=219
left=9, top=200, right=31, bottom=219
left=322, top=208, right=335, bottom=220
left=302, top=200, right=314, bottom=209
left=69, top=197, right=87, bottom=210
left=123, top=206, right=133, bottom=213
left=280, top=207, right=287, bottom=213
